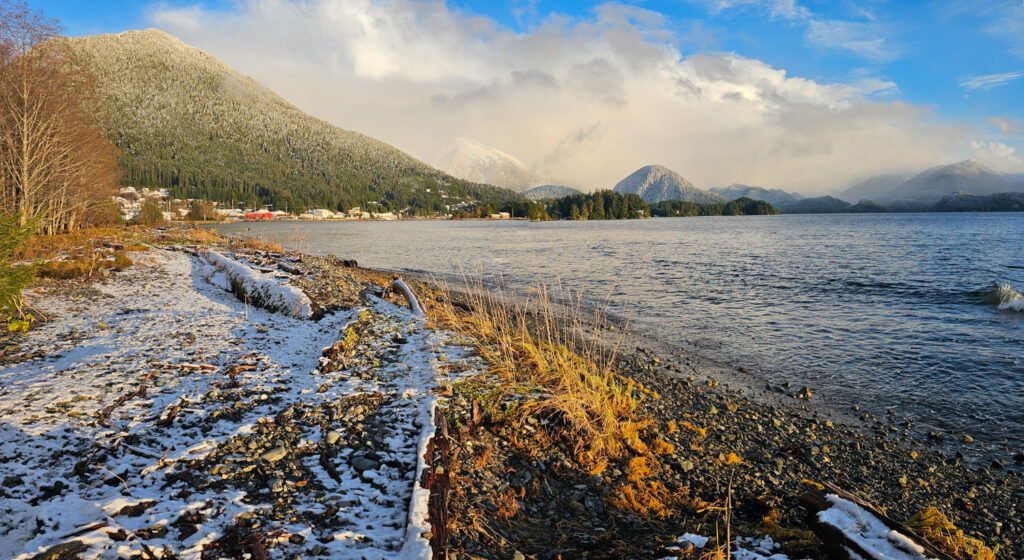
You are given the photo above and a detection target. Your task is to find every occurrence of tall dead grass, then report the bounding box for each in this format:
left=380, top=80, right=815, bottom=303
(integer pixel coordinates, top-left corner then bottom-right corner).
left=428, top=269, right=643, bottom=469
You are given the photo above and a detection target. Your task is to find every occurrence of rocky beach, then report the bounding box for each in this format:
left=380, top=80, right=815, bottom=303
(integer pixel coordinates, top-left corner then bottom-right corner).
left=0, top=230, right=1018, bottom=560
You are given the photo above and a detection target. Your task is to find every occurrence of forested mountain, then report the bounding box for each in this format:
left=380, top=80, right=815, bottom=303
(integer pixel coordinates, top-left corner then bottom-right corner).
left=65, top=29, right=519, bottom=214
left=522, top=185, right=583, bottom=200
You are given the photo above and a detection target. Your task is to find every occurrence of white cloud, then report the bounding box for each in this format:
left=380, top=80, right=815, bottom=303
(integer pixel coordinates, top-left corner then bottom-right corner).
left=805, top=19, right=899, bottom=62
left=150, top=0, right=972, bottom=194
left=970, top=140, right=1024, bottom=172
left=988, top=116, right=1024, bottom=136
left=698, top=0, right=810, bottom=20
left=960, top=71, right=1024, bottom=91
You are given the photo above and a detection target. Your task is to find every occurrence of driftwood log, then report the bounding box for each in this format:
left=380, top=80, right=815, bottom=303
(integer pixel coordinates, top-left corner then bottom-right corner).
left=798, top=481, right=956, bottom=560
left=427, top=406, right=452, bottom=560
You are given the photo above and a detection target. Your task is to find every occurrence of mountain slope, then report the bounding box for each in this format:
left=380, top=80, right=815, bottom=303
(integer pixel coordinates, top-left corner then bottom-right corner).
left=438, top=138, right=536, bottom=192
left=522, top=185, right=583, bottom=200
left=890, top=160, right=1013, bottom=205
left=65, top=29, right=518, bottom=213
left=710, top=184, right=801, bottom=206
left=838, top=173, right=910, bottom=203
left=612, top=165, right=727, bottom=205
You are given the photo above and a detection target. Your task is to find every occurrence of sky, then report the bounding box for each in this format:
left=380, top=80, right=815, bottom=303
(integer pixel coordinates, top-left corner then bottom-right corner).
left=30, top=0, right=1024, bottom=193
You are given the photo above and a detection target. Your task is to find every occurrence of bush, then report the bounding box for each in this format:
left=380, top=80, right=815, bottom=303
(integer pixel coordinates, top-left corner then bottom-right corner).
left=0, top=214, right=38, bottom=315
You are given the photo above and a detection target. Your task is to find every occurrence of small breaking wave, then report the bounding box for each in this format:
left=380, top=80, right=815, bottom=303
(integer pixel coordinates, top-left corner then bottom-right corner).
left=984, top=283, right=1024, bottom=312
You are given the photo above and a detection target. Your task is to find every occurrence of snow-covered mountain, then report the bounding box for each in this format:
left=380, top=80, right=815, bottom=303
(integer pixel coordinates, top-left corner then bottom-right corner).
left=612, top=165, right=727, bottom=205
left=710, top=184, right=801, bottom=206
left=839, top=161, right=1022, bottom=207
left=437, top=138, right=536, bottom=192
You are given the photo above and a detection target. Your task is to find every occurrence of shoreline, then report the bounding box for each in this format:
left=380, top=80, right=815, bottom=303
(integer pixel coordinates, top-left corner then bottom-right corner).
left=1, top=230, right=1018, bottom=559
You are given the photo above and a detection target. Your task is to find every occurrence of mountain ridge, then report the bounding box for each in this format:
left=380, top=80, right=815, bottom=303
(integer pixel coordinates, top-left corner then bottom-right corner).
left=65, top=29, right=519, bottom=214
left=710, top=184, right=802, bottom=206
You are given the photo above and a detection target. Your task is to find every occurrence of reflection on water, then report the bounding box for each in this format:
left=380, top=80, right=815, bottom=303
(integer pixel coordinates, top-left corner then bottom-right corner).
left=217, top=213, right=1024, bottom=452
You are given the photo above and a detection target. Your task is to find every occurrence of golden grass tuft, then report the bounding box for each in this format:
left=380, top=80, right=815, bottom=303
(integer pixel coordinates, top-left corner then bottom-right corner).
left=905, top=507, right=997, bottom=560
left=428, top=272, right=642, bottom=467
left=652, top=438, right=675, bottom=455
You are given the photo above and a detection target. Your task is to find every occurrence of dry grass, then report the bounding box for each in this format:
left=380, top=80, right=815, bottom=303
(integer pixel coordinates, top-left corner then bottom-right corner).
left=38, top=251, right=133, bottom=280
left=229, top=236, right=285, bottom=253
left=428, top=272, right=642, bottom=467
left=905, top=508, right=997, bottom=560
left=13, top=227, right=147, bottom=262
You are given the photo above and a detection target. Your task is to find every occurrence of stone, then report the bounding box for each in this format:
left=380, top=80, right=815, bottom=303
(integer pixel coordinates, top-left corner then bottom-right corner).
left=2, top=475, right=23, bottom=488
left=260, top=446, right=288, bottom=463
left=962, top=435, right=974, bottom=444
left=270, top=478, right=285, bottom=492
left=351, top=457, right=380, bottom=472
left=326, top=431, right=342, bottom=445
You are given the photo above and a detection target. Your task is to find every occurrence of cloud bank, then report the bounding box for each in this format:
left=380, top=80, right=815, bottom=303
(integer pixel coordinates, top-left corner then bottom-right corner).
left=151, top=0, right=981, bottom=193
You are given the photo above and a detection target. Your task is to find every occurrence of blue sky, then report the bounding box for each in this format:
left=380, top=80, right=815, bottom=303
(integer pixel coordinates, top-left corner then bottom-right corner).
left=28, top=0, right=1024, bottom=190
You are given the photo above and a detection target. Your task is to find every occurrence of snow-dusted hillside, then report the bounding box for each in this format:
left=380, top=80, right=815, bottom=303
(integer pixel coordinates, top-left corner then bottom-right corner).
left=612, top=165, right=727, bottom=205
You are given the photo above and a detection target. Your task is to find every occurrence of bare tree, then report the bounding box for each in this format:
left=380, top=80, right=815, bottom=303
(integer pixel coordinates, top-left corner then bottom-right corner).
left=0, top=1, right=120, bottom=232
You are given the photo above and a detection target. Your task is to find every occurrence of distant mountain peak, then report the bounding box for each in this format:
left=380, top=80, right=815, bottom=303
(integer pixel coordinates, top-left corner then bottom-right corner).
left=437, top=138, right=535, bottom=192
left=612, top=165, right=726, bottom=205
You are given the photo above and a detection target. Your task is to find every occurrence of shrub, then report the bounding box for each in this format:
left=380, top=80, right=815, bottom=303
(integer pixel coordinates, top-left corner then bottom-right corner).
left=0, top=213, right=38, bottom=315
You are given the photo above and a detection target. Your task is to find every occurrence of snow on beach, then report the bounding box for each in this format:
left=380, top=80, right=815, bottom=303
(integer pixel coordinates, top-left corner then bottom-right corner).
left=0, top=248, right=479, bottom=559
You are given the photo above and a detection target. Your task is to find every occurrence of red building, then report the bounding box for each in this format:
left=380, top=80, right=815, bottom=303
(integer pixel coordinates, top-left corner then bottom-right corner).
left=245, top=211, right=273, bottom=220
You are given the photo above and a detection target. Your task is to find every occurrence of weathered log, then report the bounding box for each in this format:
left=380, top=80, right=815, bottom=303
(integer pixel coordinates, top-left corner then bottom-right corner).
left=799, top=482, right=957, bottom=560
left=392, top=276, right=424, bottom=316
left=27, top=541, right=87, bottom=560
left=427, top=406, right=452, bottom=560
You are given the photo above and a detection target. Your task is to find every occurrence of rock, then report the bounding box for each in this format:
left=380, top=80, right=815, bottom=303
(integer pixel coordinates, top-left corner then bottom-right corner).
left=260, top=446, right=288, bottom=463
left=2, top=475, right=23, bottom=488
left=962, top=435, right=974, bottom=444
left=1013, top=452, right=1024, bottom=463
left=326, top=431, right=342, bottom=445
left=351, top=457, right=380, bottom=472
left=270, top=478, right=285, bottom=492
left=135, top=524, right=167, bottom=539
left=513, top=552, right=526, bottom=560
left=680, top=460, right=694, bottom=472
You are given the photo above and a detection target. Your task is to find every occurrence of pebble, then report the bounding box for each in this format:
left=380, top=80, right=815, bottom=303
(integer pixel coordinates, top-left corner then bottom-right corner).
left=260, top=446, right=288, bottom=463
left=326, top=431, right=342, bottom=445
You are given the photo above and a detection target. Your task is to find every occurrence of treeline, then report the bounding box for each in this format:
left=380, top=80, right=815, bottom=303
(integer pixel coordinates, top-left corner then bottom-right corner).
left=651, top=197, right=778, bottom=217
left=0, top=2, right=121, bottom=233
left=485, top=191, right=778, bottom=221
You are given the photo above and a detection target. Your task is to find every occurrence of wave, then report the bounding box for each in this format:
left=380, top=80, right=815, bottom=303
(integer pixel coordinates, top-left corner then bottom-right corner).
left=983, top=282, right=1024, bottom=312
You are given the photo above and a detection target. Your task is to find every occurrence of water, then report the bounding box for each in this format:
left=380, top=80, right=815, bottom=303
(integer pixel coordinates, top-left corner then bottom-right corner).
left=217, top=214, right=1024, bottom=454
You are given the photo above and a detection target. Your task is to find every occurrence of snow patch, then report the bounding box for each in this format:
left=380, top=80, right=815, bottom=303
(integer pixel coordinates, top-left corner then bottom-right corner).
left=817, top=494, right=936, bottom=560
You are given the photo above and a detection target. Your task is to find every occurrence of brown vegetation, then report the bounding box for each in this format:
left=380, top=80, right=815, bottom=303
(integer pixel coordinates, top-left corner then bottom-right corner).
left=0, top=1, right=121, bottom=234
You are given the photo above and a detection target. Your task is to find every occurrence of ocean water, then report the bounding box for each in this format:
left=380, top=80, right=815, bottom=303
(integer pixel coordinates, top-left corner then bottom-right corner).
left=217, top=213, right=1024, bottom=454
